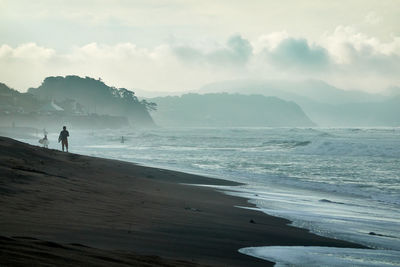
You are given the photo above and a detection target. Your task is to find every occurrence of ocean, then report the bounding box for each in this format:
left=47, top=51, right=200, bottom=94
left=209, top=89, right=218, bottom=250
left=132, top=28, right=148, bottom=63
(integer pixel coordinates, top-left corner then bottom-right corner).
left=21, top=127, right=400, bottom=266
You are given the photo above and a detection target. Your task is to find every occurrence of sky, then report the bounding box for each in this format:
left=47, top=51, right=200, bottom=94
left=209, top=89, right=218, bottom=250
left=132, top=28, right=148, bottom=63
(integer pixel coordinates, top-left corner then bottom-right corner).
left=1, top=0, right=400, bottom=94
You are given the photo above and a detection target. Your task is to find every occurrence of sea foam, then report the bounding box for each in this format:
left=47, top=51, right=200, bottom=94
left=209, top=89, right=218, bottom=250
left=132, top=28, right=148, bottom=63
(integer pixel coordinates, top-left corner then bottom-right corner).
left=239, top=246, right=400, bottom=267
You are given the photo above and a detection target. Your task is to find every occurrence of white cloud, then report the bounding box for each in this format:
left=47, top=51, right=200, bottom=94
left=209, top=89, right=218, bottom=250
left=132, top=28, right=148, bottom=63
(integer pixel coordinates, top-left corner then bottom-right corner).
left=0, top=43, right=55, bottom=60
left=1, top=28, right=400, bottom=94
left=0, top=41, right=244, bottom=92
left=251, top=32, right=289, bottom=54
left=173, top=35, right=252, bottom=66
left=321, top=26, right=400, bottom=63
left=265, top=38, right=330, bottom=70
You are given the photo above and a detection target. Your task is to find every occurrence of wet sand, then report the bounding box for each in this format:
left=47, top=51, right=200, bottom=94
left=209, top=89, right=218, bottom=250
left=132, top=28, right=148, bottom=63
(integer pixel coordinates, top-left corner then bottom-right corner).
left=0, top=136, right=365, bottom=266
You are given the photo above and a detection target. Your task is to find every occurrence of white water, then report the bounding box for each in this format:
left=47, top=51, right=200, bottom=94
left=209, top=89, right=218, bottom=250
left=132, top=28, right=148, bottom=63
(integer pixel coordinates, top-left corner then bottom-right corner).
left=239, top=246, right=400, bottom=267
left=21, top=127, right=400, bottom=266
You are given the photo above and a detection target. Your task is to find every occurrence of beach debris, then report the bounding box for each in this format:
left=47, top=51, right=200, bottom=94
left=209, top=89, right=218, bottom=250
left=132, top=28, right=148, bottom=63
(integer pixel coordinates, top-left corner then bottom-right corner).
left=249, top=219, right=255, bottom=224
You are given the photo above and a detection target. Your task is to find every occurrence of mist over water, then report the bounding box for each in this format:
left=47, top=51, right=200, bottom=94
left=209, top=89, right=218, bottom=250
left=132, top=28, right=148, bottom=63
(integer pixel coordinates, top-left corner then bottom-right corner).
left=20, top=127, right=400, bottom=266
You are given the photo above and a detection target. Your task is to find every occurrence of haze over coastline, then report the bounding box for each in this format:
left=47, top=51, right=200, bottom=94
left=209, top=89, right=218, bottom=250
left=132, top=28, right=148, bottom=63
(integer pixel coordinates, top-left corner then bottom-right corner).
left=1, top=1, right=400, bottom=266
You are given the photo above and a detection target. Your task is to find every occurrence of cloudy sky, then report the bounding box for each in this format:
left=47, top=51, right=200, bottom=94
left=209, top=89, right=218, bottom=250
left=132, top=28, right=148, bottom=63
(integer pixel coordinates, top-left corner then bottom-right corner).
left=1, top=0, right=399, bottom=94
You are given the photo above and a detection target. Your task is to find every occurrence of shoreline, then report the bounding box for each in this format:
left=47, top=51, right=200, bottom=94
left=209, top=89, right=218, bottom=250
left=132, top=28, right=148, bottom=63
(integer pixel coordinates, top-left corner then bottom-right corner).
left=0, top=136, right=366, bottom=266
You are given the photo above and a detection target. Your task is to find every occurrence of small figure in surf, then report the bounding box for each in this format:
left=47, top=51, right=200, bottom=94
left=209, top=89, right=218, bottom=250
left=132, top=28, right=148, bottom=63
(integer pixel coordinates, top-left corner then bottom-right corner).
left=121, top=136, right=125, bottom=143
left=58, top=126, right=70, bottom=152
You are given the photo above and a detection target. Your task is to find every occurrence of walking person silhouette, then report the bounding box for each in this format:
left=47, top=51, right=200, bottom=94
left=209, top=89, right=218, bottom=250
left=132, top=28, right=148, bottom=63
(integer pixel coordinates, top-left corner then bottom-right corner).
left=58, top=126, right=70, bottom=152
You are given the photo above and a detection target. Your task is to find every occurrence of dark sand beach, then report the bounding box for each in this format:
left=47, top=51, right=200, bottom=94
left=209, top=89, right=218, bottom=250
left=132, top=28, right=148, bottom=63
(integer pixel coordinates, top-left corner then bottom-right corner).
left=0, top=136, right=365, bottom=266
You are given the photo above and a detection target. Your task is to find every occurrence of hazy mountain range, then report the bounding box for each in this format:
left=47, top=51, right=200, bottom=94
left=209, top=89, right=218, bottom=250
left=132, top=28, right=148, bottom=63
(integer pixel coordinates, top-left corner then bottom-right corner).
left=149, top=93, right=315, bottom=127
left=197, top=79, right=400, bottom=126
left=2, top=76, right=399, bottom=128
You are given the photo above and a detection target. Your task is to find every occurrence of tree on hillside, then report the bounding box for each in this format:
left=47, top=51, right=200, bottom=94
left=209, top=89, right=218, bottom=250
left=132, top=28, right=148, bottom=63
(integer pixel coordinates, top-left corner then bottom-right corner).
left=0, top=83, right=42, bottom=113
left=28, top=75, right=157, bottom=126
left=140, top=99, right=157, bottom=112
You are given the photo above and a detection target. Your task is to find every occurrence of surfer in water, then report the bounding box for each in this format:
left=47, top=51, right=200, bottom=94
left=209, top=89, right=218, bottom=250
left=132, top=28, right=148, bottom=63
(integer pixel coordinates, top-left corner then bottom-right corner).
left=58, top=126, right=69, bottom=152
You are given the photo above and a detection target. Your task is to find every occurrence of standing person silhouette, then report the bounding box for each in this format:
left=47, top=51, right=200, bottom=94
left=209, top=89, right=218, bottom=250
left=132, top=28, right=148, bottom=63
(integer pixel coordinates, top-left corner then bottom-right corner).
left=58, top=126, right=70, bottom=152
